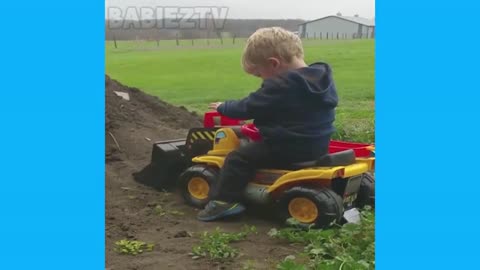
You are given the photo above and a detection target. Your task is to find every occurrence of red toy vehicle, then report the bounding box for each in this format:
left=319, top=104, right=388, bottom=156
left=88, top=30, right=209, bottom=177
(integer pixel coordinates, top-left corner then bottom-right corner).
left=203, top=111, right=374, bottom=157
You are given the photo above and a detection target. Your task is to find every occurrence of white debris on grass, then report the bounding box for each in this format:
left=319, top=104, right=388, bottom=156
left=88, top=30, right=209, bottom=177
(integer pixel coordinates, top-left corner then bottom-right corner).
left=343, top=208, right=361, bottom=224
left=114, top=91, right=130, bottom=101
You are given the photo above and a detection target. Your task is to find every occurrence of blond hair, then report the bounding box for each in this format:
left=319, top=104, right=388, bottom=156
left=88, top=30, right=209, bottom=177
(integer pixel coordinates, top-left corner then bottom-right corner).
left=242, top=27, right=304, bottom=70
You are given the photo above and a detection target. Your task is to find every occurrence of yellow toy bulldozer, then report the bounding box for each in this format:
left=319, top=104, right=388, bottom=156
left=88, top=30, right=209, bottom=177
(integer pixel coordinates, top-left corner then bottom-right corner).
left=169, top=113, right=375, bottom=228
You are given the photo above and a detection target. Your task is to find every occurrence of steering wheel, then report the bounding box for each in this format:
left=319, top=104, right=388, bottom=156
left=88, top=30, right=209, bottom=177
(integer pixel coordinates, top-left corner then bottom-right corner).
left=240, top=123, right=262, bottom=141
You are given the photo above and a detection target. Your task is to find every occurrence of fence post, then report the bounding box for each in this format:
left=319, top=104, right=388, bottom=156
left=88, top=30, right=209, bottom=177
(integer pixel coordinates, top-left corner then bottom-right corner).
left=113, top=35, right=117, bottom=49
left=176, top=33, right=179, bottom=46
left=156, top=39, right=159, bottom=47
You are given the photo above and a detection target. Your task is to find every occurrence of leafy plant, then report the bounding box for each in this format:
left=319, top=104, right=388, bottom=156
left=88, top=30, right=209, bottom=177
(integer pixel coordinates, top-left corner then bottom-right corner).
left=153, top=205, right=185, bottom=216
left=114, top=239, right=154, bottom=255
left=277, top=259, right=308, bottom=270
left=191, top=225, right=257, bottom=261
left=169, top=210, right=185, bottom=216
left=242, top=259, right=258, bottom=270
left=269, top=207, right=375, bottom=270
left=153, top=205, right=167, bottom=216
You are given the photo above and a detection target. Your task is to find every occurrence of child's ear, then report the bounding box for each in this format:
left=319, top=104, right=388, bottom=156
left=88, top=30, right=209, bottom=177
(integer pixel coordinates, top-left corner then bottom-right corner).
left=267, top=57, right=280, bottom=69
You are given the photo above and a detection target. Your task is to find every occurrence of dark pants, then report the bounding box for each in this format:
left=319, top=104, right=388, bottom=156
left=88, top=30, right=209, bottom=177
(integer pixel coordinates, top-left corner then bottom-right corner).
left=213, top=139, right=329, bottom=202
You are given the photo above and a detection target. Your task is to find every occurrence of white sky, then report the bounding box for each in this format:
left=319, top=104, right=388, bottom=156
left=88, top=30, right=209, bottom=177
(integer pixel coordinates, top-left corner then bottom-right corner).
left=105, top=0, right=375, bottom=20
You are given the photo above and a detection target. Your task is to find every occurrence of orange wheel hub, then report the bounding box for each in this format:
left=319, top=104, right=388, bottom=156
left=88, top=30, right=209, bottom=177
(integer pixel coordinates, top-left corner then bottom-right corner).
left=288, top=197, right=319, bottom=223
left=187, top=177, right=210, bottom=200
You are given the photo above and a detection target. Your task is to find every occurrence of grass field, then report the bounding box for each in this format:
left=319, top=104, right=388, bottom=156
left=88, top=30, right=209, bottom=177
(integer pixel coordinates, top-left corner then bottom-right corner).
left=106, top=39, right=374, bottom=142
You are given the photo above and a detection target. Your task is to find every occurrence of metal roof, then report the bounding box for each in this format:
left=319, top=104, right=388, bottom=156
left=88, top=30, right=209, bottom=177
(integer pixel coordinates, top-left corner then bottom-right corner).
left=299, top=15, right=375, bottom=27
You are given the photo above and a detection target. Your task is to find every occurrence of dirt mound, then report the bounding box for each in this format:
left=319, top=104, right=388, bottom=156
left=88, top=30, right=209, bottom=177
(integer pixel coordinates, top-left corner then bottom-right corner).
left=105, top=75, right=202, bottom=163
left=105, top=76, right=299, bottom=270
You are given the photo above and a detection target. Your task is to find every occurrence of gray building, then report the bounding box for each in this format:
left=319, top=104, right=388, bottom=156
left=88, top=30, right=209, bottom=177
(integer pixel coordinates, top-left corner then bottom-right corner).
left=298, top=15, right=375, bottom=39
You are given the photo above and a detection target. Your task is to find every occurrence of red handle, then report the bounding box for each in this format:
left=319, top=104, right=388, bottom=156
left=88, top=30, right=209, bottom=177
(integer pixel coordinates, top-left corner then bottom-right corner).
left=203, top=111, right=243, bottom=128
left=241, top=123, right=262, bottom=141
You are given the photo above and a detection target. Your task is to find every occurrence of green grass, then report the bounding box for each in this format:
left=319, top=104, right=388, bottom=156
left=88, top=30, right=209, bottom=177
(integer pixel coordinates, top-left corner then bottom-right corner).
left=106, top=39, right=374, bottom=142
left=271, top=209, right=375, bottom=270
left=190, top=226, right=257, bottom=262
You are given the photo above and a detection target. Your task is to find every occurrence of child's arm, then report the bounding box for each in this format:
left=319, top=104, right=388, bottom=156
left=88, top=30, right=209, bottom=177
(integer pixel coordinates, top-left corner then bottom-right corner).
left=215, top=79, right=284, bottom=119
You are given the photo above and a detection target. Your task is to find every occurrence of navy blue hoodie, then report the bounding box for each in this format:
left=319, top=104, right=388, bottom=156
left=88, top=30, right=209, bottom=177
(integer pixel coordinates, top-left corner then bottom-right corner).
left=217, top=62, right=337, bottom=151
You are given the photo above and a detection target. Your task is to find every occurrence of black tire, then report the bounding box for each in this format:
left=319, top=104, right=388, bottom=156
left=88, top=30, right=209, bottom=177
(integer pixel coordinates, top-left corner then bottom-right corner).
left=179, top=165, right=218, bottom=208
left=277, top=187, right=344, bottom=229
left=354, top=172, right=375, bottom=208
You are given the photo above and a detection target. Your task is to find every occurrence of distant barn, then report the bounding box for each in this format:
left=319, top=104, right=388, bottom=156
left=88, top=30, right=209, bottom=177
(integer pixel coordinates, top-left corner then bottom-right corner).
left=298, top=15, right=375, bottom=39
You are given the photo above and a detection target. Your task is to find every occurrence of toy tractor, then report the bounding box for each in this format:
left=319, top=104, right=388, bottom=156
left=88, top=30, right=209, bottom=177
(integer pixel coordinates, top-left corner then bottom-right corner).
left=149, top=112, right=375, bottom=228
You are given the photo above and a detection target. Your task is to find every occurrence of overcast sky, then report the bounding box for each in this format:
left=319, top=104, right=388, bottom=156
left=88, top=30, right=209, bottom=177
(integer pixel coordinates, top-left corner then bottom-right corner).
left=105, top=0, right=375, bottom=20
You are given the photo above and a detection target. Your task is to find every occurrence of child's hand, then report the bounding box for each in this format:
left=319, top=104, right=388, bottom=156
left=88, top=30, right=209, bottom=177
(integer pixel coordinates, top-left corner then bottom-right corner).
left=208, top=102, right=223, bottom=111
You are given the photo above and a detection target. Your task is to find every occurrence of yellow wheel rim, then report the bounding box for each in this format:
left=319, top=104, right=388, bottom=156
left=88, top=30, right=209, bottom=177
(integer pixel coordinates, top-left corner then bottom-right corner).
left=288, top=197, right=319, bottom=223
left=187, top=177, right=210, bottom=200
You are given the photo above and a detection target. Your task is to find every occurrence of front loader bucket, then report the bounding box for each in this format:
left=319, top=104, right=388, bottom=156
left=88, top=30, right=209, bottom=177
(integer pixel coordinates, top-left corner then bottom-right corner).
left=133, top=139, right=190, bottom=190
left=133, top=127, right=217, bottom=190
left=151, top=139, right=189, bottom=167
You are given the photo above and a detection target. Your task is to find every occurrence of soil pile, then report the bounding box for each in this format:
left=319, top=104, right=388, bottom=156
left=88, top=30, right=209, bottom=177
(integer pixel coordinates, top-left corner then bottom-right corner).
left=105, top=75, right=202, bottom=163
left=105, top=75, right=298, bottom=270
